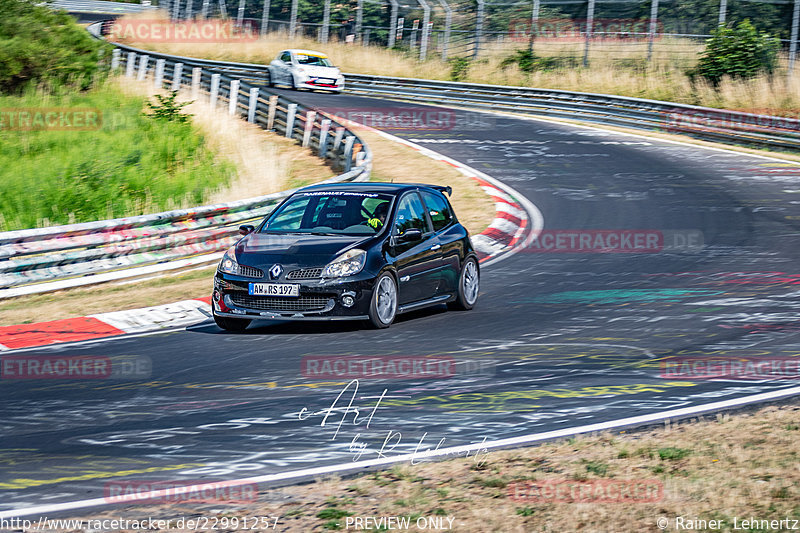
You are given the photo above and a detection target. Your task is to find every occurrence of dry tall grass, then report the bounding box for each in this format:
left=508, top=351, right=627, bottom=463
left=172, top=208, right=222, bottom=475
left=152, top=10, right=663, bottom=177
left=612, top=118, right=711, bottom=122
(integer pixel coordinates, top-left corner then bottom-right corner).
left=115, top=13, right=800, bottom=116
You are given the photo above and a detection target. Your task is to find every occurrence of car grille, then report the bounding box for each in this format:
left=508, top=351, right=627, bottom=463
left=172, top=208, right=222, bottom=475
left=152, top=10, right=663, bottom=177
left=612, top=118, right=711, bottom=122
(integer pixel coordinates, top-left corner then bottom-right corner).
left=287, top=268, right=323, bottom=280
left=237, top=265, right=264, bottom=278
left=230, top=294, right=332, bottom=312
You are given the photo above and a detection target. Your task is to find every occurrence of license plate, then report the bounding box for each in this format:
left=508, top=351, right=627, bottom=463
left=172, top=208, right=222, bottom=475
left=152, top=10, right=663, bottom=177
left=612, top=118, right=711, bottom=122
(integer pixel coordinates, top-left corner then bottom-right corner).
left=248, top=283, right=300, bottom=297
left=318, top=78, right=335, bottom=84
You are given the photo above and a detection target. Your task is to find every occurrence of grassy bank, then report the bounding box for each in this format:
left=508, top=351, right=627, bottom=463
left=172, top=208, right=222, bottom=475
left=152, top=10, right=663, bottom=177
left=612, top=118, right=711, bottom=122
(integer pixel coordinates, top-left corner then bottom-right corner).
left=116, top=14, right=800, bottom=116
left=77, top=401, right=800, bottom=531
left=0, top=82, right=235, bottom=231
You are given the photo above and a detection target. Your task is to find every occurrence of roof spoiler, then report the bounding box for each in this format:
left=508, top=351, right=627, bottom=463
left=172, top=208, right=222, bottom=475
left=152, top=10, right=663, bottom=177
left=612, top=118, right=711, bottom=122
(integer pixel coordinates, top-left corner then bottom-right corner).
left=429, top=185, right=453, bottom=196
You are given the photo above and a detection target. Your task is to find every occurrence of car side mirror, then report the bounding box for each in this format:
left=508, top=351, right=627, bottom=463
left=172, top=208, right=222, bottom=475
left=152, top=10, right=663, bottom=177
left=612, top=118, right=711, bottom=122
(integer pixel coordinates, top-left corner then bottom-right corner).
left=239, top=224, right=255, bottom=236
left=397, top=228, right=423, bottom=244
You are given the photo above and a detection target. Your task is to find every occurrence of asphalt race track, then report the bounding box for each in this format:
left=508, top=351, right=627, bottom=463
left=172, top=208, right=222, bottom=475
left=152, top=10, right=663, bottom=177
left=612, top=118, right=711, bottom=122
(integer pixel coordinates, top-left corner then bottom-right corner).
left=2, top=88, right=800, bottom=515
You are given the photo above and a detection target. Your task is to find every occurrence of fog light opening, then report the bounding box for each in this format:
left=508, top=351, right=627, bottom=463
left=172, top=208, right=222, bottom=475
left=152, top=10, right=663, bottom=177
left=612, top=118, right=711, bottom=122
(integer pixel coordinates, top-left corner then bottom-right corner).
left=341, top=292, right=356, bottom=308
left=213, top=290, right=221, bottom=302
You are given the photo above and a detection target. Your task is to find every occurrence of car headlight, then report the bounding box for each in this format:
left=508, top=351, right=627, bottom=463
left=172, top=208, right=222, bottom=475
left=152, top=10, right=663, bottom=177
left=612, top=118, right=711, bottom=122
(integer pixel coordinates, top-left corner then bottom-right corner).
left=322, top=249, right=366, bottom=278
left=219, top=247, right=239, bottom=275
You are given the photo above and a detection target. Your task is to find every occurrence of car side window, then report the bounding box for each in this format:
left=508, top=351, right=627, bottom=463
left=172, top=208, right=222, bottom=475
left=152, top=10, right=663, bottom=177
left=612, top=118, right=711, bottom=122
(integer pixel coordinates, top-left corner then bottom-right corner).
left=421, top=191, right=453, bottom=232
left=393, top=193, right=431, bottom=236
left=280, top=52, right=291, bottom=63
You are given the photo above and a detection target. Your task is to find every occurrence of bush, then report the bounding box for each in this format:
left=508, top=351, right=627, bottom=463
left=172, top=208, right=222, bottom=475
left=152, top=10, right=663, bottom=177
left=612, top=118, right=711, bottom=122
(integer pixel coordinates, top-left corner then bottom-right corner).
left=448, top=57, right=471, bottom=81
left=692, top=20, right=779, bottom=86
left=500, top=49, right=578, bottom=73
left=144, top=91, right=193, bottom=123
left=0, top=0, right=108, bottom=93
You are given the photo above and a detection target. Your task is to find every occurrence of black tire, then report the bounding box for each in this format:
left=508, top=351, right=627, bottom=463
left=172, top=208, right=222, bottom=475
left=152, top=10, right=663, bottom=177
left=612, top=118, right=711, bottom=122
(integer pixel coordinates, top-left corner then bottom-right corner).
left=291, top=74, right=298, bottom=90
left=265, top=69, right=274, bottom=87
left=214, top=314, right=251, bottom=332
left=368, top=273, right=398, bottom=329
left=449, top=257, right=480, bottom=311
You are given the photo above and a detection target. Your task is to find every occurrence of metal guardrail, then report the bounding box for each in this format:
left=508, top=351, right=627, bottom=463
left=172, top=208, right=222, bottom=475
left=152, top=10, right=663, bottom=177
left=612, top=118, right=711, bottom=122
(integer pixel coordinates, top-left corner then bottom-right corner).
left=0, top=23, right=371, bottom=299
left=342, top=74, right=800, bottom=152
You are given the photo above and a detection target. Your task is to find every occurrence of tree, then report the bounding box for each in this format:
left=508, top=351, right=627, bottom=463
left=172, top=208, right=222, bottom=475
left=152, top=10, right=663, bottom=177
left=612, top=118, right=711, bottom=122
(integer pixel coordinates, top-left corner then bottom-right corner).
left=692, top=19, right=779, bottom=86
left=0, top=0, right=108, bottom=93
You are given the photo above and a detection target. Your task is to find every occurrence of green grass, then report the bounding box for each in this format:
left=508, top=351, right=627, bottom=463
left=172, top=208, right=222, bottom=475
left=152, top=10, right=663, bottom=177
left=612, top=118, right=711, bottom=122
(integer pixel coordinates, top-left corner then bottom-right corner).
left=0, top=82, right=234, bottom=231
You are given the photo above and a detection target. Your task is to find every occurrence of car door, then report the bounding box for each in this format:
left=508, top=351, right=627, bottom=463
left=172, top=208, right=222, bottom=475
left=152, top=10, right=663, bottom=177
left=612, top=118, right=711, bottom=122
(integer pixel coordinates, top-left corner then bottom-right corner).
left=274, top=51, right=292, bottom=84
left=420, top=190, right=462, bottom=295
left=390, top=192, right=443, bottom=305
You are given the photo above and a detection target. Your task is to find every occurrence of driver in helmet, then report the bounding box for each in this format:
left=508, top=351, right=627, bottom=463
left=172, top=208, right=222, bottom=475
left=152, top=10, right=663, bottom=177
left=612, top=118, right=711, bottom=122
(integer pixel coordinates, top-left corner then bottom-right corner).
left=366, top=202, right=389, bottom=230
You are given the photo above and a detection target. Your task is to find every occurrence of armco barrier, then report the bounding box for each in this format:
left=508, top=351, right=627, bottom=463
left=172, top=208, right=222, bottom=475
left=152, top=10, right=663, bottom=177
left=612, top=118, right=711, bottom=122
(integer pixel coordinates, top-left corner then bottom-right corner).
left=0, top=23, right=371, bottom=299
left=341, top=74, right=800, bottom=152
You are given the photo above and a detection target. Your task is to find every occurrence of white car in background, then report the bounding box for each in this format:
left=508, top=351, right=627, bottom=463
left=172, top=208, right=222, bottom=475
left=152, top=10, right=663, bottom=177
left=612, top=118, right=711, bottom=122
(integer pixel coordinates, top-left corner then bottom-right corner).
left=266, top=49, right=345, bottom=93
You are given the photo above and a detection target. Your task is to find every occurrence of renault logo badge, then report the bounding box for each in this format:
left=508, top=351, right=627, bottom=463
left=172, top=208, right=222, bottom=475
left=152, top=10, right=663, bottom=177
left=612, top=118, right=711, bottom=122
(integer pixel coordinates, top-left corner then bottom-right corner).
left=269, top=264, right=283, bottom=280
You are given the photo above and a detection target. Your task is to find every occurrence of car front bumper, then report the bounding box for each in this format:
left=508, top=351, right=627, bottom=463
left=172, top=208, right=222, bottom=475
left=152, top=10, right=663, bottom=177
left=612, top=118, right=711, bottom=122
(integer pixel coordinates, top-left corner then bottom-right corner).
left=298, top=79, right=344, bottom=91
left=212, top=270, right=373, bottom=321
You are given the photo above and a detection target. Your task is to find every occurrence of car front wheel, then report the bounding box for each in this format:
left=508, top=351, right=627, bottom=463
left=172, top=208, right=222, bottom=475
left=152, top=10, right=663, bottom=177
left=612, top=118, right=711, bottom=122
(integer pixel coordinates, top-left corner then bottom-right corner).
left=368, top=273, right=397, bottom=328
left=449, top=257, right=479, bottom=310
left=214, top=314, right=252, bottom=332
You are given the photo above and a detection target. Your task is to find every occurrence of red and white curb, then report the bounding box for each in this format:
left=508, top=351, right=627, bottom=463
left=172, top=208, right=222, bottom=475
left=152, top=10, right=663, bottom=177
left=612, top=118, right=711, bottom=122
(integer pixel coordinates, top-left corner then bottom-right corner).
left=0, top=297, right=211, bottom=351
left=0, top=127, right=542, bottom=352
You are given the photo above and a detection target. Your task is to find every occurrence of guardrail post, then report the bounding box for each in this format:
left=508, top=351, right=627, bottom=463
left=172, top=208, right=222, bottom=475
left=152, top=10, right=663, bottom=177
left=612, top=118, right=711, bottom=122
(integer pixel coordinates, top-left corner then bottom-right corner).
left=318, top=119, right=331, bottom=157
left=332, top=127, right=345, bottom=151
left=191, top=68, right=202, bottom=99
left=172, top=63, right=184, bottom=91
left=285, top=103, right=297, bottom=139
left=228, top=79, right=240, bottom=115
left=137, top=55, right=149, bottom=81
left=125, top=52, right=136, bottom=77
left=111, top=49, right=121, bottom=70
left=210, top=73, right=221, bottom=107
left=343, top=135, right=355, bottom=172
left=201, top=0, right=210, bottom=18
left=154, top=59, right=166, bottom=89
left=267, top=95, right=278, bottom=129
left=248, top=88, right=259, bottom=123
left=302, top=111, right=316, bottom=147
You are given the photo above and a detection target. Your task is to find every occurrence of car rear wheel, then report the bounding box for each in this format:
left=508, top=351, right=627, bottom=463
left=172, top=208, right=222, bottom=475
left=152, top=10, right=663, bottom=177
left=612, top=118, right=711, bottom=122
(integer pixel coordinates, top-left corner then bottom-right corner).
left=214, top=314, right=252, bottom=332
left=368, top=273, right=397, bottom=328
left=449, top=257, right=479, bottom=311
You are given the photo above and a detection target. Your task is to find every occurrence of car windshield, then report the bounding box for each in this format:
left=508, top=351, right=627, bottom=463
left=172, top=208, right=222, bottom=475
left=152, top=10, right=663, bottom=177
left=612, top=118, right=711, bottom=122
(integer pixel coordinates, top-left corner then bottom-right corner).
left=296, top=54, right=333, bottom=67
left=261, top=192, right=393, bottom=235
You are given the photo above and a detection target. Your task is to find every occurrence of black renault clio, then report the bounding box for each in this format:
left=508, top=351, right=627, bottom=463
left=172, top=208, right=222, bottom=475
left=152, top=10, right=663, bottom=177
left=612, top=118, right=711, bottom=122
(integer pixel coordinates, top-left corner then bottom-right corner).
left=211, top=182, right=480, bottom=331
